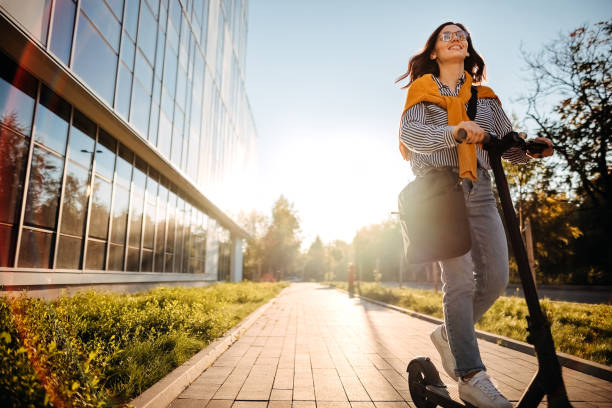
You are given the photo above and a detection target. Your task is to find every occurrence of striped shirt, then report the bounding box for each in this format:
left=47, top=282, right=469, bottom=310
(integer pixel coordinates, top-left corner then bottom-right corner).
left=400, top=74, right=529, bottom=176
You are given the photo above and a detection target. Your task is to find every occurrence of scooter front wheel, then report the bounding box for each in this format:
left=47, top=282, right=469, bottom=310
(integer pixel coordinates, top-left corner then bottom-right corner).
left=408, top=358, right=440, bottom=408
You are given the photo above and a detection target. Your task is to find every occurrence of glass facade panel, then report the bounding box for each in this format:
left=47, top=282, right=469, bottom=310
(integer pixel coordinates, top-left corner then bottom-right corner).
left=0, top=224, right=16, bottom=267
left=80, top=0, right=121, bottom=50
left=89, top=176, right=112, bottom=239
left=130, top=79, right=150, bottom=136
left=115, top=145, right=133, bottom=186
left=134, top=50, right=153, bottom=92
left=126, top=246, right=139, bottom=271
left=67, top=110, right=96, bottom=166
left=0, top=128, right=28, bottom=225
left=116, top=63, right=132, bottom=119
left=24, top=146, right=64, bottom=229
left=85, top=239, right=106, bottom=270
left=60, top=161, right=90, bottom=236
left=34, top=85, right=71, bottom=154
left=95, top=129, right=116, bottom=180
left=143, top=201, right=155, bottom=248
left=124, top=0, right=140, bottom=40
left=106, top=0, right=125, bottom=21
left=111, top=184, right=129, bottom=243
left=0, top=53, right=37, bottom=136
left=141, top=249, right=153, bottom=271
left=73, top=11, right=118, bottom=104
left=120, top=32, right=136, bottom=67
left=49, top=0, right=76, bottom=65
left=18, top=228, right=53, bottom=268
left=108, top=243, right=124, bottom=270
left=138, top=2, right=157, bottom=63
left=1, top=0, right=52, bottom=45
left=56, top=234, right=82, bottom=269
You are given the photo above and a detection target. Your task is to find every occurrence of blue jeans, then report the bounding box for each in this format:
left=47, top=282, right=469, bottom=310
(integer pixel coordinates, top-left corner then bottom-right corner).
left=439, top=167, right=509, bottom=377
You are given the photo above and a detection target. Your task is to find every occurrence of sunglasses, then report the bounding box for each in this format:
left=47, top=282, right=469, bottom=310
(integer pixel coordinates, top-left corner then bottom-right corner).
left=439, top=30, right=469, bottom=42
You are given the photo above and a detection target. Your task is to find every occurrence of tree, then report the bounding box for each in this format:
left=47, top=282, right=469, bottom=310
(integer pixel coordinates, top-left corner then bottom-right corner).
left=261, top=196, right=301, bottom=280
left=520, top=21, right=612, bottom=281
left=237, top=210, right=269, bottom=281
left=303, top=236, right=326, bottom=281
left=522, top=21, right=611, bottom=205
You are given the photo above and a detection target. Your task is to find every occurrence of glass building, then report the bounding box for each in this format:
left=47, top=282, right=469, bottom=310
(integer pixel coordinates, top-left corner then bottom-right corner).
left=0, top=0, right=255, bottom=296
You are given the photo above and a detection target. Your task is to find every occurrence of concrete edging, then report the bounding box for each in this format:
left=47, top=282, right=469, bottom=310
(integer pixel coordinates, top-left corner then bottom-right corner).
left=332, top=286, right=612, bottom=382
left=130, top=287, right=288, bottom=408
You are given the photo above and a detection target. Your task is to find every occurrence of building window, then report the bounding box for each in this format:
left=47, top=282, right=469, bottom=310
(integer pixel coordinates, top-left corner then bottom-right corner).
left=49, top=0, right=77, bottom=65
left=72, top=10, right=118, bottom=104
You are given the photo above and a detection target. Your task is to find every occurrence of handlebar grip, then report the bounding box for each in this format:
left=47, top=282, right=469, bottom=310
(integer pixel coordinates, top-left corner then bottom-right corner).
left=456, top=128, right=491, bottom=144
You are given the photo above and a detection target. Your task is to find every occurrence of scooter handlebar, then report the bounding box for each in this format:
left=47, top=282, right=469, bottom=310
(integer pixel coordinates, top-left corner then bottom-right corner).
left=455, top=128, right=550, bottom=156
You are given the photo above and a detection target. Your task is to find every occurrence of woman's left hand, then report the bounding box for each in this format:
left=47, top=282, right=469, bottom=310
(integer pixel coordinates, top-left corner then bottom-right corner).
left=528, top=137, right=554, bottom=158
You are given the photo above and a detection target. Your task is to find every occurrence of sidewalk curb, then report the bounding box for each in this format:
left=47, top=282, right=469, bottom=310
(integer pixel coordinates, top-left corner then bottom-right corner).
left=332, top=286, right=612, bottom=382
left=130, top=287, right=288, bottom=408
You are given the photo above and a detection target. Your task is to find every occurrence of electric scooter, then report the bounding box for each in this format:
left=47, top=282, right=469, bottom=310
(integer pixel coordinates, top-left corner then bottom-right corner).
left=406, top=131, right=573, bottom=408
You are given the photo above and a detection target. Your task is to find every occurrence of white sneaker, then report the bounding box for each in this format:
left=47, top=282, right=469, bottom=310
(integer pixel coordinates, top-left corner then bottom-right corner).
left=459, top=371, right=513, bottom=408
left=430, top=325, right=458, bottom=381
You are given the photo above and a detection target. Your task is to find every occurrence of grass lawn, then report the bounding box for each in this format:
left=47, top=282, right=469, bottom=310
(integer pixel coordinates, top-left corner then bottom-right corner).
left=0, top=281, right=287, bottom=407
left=329, top=281, right=611, bottom=366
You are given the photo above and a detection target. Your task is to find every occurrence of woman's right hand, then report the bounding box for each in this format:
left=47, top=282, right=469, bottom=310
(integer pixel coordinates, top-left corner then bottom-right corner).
left=452, top=121, right=485, bottom=144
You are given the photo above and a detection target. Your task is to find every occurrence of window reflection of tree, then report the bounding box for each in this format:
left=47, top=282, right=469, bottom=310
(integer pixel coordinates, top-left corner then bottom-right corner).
left=0, top=114, right=29, bottom=266
left=25, top=146, right=63, bottom=229
left=60, top=164, right=89, bottom=236
left=0, top=114, right=28, bottom=224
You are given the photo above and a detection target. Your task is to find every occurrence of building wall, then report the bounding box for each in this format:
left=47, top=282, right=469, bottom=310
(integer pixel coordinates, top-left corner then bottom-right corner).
left=0, top=0, right=255, bottom=289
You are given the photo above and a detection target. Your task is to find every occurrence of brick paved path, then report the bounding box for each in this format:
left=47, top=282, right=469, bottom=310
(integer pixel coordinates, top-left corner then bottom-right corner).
left=169, top=283, right=611, bottom=408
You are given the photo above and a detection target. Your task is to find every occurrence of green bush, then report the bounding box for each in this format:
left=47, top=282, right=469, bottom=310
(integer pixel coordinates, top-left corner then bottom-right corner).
left=0, top=282, right=287, bottom=407
left=330, top=282, right=611, bottom=365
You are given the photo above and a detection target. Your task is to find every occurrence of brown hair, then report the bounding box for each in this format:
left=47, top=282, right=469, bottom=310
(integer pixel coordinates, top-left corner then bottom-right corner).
left=396, top=22, right=486, bottom=88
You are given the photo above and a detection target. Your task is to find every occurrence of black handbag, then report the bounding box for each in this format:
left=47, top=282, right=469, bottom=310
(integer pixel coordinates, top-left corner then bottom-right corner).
left=398, top=86, right=478, bottom=264
left=398, top=167, right=470, bottom=264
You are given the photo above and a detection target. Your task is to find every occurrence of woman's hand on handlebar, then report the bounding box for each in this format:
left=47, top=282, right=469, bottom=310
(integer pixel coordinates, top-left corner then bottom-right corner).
left=452, top=121, right=486, bottom=144
left=527, top=137, right=554, bottom=158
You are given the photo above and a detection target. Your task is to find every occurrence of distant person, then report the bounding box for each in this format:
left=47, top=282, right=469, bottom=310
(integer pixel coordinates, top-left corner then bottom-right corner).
left=396, top=22, right=552, bottom=408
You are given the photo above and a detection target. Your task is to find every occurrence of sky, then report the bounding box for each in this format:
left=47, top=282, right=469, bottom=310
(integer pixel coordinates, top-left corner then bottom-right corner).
left=244, top=0, right=611, bottom=248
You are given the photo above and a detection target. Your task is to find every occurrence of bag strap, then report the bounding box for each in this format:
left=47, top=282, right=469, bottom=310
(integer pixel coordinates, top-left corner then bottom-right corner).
left=467, top=85, right=478, bottom=120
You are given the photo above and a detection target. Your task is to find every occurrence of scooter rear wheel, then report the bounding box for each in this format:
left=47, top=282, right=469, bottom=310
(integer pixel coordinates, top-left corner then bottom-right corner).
left=408, top=359, right=438, bottom=408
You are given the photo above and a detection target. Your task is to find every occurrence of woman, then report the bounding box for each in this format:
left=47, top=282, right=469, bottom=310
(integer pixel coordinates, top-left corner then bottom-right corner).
left=397, top=22, right=552, bottom=408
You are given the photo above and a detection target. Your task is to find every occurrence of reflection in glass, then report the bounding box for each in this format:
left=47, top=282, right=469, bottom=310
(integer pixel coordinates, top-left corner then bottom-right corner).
left=138, top=2, right=157, bottom=63
left=126, top=247, right=139, bottom=271
left=120, top=32, right=136, bottom=68
left=68, top=110, right=96, bottom=165
left=18, top=228, right=53, bottom=268
left=148, top=103, right=159, bottom=145
left=80, top=0, right=121, bottom=50
left=134, top=50, right=153, bottom=93
left=106, top=0, right=125, bottom=21
left=115, top=145, right=133, bottom=186
left=163, top=46, right=177, bottom=96
left=24, top=147, right=64, bottom=229
left=85, top=239, right=106, bottom=270
left=143, top=201, right=155, bottom=249
left=0, top=128, right=28, bottom=225
left=116, top=63, right=132, bottom=119
left=56, top=235, right=82, bottom=269
left=0, top=53, right=37, bottom=136
left=34, top=85, right=71, bottom=154
left=89, top=176, right=112, bottom=239
left=73, top=11, right=118, bottom=104
left=141, top=249, right=153, bottom=272
left=111, top=185, right=129, bottom=243
left=157, top=111, right=172, bottom=158
left=165, top=253, right=173, bottom=273
left=124, top=0, right=140, bottom=40
left=108, top=243, right=124, bottom=270
left=50, top=0, right=76, bottom=64
left=60, top=162, right=91, bottom=236
left=1, top=0, right=52, bottom=45
left=128, top=192, right=144, bottom=248
left=0, top=224, right=17, bottom=266
left=95, top=129, right=116, bottom=179
left=130, top=80, right=150, bottom=137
